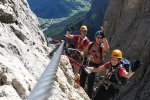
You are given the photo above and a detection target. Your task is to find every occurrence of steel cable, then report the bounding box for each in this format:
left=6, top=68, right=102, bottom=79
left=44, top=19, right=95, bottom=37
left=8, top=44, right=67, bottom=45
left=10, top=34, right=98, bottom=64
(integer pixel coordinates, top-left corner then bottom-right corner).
left=28, top=41, right=64, bottom=100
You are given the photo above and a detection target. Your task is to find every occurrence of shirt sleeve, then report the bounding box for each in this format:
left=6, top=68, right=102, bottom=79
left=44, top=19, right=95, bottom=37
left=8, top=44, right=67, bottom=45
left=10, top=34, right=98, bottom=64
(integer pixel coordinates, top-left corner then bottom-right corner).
left=119, top=67, right=126, bottom=77
left=103, top=61, right=110, bottom=69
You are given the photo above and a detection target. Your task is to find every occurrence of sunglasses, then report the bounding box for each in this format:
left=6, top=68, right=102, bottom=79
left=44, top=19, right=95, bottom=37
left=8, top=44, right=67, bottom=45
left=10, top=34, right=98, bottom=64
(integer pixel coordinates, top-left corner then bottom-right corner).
left=80, top=30, right=87, bottom=33
left=111, top=58, right=119, bottom=61
left=96, top=36, right=103, bottom=39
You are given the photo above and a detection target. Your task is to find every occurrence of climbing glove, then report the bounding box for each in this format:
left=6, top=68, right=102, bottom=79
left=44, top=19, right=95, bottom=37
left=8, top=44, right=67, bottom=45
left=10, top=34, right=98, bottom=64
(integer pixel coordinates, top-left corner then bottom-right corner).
left=83, top=66, right=92, bottom=74
left=132, top=60, right=141, bottom=72
left=101, top=31, right=105, bottom=38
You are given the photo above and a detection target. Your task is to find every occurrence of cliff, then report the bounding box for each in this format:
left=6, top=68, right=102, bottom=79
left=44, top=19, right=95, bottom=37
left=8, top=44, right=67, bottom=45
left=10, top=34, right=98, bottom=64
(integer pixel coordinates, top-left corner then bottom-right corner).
left=0, top=0, right=89, bottom=100
left=103, top=0, right=150, bottom=99
left=83, top=0, right=108, bottom=40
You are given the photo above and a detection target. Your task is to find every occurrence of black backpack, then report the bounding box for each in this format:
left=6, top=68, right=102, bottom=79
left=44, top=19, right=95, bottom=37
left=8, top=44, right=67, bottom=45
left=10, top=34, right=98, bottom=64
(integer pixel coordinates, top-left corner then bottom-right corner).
left=114, top=58, right=132, bottom=84
left=120, top=58, right=132, bottom=72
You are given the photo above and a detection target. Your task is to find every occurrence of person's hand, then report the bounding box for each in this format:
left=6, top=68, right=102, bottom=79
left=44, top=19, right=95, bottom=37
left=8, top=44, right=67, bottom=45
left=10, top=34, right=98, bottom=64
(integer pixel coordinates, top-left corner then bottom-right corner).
left=101, top=31, right=105, bottom=38
left=83, top=66, right=94, bottom=74
left=132, top=60, right=141, bottom=72
left=87, top=67, right=94, bottom=72
left=65, top=31, right=70, bottom=38
left=79, top=51, right=84, bottom=57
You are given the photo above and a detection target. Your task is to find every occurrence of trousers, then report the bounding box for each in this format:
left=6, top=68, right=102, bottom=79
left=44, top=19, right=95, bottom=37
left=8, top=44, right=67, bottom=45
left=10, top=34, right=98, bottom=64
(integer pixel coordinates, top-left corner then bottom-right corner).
left=93, top=84, right=119, bottom=100
left=80, top=62, right=100, bottom=98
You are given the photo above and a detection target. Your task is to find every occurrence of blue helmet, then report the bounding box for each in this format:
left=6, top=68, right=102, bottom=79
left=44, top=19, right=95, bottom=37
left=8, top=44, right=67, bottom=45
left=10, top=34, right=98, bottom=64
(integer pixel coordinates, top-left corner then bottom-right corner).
left=95, top=31, right=103, bottom=37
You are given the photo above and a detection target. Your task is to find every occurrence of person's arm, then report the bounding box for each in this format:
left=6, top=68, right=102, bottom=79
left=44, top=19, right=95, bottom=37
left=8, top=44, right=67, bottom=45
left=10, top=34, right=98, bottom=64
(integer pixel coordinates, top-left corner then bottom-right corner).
left=102, top=37, right=109, bottom=53
left=65, top=31, right=74, bottom=39
left=122, top=70, right=134, bottom=79
left=88, top=65, right=106, bottom=73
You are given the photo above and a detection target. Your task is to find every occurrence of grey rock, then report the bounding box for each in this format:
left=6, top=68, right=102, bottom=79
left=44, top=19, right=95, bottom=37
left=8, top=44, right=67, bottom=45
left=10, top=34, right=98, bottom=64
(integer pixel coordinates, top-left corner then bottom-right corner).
left=0, top=85, right=21, bottom=100
left=0, top=0, right=89, bottom=100
left=0, top=4, right=16, bottom=23
left=103, top=0, right=150, bottom=99
left=50, top=55, right=90, bottom=100
left=83, top=0, right=109, bottom=40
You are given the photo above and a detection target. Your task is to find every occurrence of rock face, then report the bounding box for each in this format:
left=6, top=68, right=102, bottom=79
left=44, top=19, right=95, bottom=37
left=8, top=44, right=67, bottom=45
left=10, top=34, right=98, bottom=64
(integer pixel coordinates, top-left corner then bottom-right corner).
left=0, top=0, right=50, bottom=99
left=103, top=0, right=150, bottom=99
left=83, top=0, right=108, bottom=40
left=50, top=55, right=89, bottom=100
left=0, top=0, right=89, bottom=100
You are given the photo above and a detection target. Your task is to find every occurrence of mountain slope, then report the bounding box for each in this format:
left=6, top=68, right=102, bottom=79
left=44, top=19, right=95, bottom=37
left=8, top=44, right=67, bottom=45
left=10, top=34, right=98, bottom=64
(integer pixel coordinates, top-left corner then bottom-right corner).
left=44, top=12, right=87, bottom=39
left=28, top=0, right=91, bottom=18
left=42, top=0, right=108, bottom=40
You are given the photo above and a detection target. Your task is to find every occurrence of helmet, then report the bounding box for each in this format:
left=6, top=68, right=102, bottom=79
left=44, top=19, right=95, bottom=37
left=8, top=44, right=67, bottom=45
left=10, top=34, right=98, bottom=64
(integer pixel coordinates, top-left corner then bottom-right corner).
left=111, top=49, right=122, bottom=58
left=80, top=25, right=87, bottom=31
left=95, top=31, right=103, bottom=37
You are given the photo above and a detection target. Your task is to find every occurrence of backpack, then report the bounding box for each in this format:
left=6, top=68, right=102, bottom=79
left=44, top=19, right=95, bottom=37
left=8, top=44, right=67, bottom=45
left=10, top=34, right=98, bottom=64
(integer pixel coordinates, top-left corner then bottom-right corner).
left=88, top=42, right=103, bottom=61
left=110, top=58, right=132, bottom=85
left=120, top=58, right=132, bottom=72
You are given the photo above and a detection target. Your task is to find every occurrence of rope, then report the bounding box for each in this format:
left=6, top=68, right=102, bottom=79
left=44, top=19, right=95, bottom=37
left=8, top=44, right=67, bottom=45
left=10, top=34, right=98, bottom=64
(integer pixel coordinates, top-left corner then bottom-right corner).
left=28, top=41, right=64, bottom=100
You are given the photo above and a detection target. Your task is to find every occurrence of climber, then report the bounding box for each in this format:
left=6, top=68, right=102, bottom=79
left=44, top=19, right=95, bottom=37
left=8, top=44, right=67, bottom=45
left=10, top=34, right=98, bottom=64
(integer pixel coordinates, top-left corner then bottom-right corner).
left=65, top=25, right=90, bottom=51
left=80, top=30, right=109, bottom=98
left=65, top=25, right=90, bottom=85
left=87, top=49, right=138, bottom=100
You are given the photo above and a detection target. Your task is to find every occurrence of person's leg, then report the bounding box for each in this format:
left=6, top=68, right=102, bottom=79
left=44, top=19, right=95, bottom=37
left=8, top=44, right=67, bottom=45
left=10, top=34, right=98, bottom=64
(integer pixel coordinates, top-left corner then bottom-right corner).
left=107, top=85, right=119, bottom=100
left=93, top=85, right=119, bottom=100
left=87, top=72, right=95, bottom=98
left=93, top=84, right=108, bottom=100
left=80, top=68, right=87, bottom=88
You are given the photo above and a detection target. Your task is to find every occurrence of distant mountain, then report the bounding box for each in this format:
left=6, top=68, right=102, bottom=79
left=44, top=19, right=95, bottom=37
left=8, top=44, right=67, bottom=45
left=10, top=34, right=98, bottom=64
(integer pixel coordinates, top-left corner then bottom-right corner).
left=42, top=0, right=108, bottom=40
left=43, top=12, right=87, bottom=39
left=27, top=0, right=91, bottom=18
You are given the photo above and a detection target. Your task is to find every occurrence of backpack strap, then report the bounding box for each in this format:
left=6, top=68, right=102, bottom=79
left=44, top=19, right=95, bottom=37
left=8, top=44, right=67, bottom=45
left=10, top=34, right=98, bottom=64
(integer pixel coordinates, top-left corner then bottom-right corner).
left=106, top=64, right=128, bottom=88
left=107, top=64, right=123, bottom=84
left=83, top=38, right=87, bottom=44
left=115, top=65, right=123, bottom=85
left=77, top=36, right=87, bottom=48
left=88, top=42, right=95, bottom=53
left=99, top=45, right=103, bottom=62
